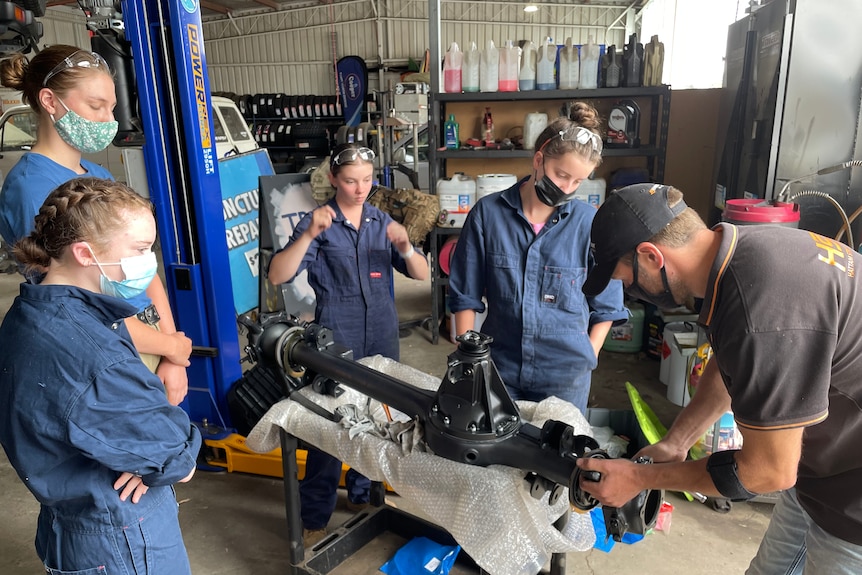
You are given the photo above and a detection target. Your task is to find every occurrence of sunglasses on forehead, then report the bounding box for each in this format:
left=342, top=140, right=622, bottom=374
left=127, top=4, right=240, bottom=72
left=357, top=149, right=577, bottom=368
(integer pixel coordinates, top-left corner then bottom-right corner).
left=42, top=51, right=111, bottom=87
left=331, top=147, right=376, bottom=167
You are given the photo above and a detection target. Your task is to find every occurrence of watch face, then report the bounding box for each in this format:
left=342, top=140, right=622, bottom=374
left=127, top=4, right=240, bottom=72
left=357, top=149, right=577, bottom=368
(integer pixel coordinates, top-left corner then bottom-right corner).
left=608, top=108, right=628, bottom=131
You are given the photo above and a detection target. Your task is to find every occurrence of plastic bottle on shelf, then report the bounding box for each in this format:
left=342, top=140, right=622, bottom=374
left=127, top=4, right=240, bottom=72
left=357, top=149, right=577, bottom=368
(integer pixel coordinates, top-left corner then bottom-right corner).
left=644, top=34, right=665, bottom=86
left=444, top=114, right=460, bottom=149
left=579, top=35, right=600, bottom=89
left=498, top=39, right=519, bottom=92
left=601, top=45, right=621, bottom=88
left=558, top=37, right=579, bottom=90
left=462, top=41, right=480, bottom=92
left=480, top=40, right=500, bottom=92
left=523, top=112, right=548, bottom=150
left=623, top=32, right=644, bottom=87
left=536, top=38, right=557, bottom=90
left=519, top=40, right=537, bottom=91
left=482, top=107, right=495, bottom=146
left=443, top=42, right=463, bottom=93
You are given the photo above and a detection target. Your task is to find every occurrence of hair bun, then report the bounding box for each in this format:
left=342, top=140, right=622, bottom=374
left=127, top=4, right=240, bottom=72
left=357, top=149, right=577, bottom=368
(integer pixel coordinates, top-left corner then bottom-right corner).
left=568, top=101, right=600, bottom=131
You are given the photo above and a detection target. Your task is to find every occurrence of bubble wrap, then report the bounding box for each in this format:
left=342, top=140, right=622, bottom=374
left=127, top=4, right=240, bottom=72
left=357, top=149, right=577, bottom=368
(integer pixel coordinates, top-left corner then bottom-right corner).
left=246, top=355, right=596, bottom=575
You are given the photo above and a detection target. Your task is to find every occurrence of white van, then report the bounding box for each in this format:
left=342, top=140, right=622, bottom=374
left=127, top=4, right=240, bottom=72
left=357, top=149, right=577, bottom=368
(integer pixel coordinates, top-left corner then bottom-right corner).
left=0, top=95, right=257, bottom=185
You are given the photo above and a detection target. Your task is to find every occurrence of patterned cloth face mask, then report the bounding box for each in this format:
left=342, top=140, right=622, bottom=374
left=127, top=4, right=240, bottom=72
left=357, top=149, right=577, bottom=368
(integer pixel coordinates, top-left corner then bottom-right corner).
left=51, top=98, right=118, bottom=154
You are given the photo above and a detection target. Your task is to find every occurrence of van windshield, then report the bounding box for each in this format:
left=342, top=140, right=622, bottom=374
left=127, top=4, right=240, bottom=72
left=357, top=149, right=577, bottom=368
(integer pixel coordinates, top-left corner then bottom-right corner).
left=1, top=110, right=37, bottom=151
left=216, top=103, right=253, bottom=144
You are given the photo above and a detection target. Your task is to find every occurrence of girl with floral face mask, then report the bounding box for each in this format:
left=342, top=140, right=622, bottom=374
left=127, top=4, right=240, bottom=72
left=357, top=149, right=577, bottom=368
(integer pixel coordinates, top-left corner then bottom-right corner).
left=0, top=45, right=193, bottom=406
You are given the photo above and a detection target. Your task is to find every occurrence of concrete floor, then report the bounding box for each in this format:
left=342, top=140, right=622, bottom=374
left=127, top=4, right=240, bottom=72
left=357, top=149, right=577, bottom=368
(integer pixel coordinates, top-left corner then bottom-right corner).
left=0, top=270, right=773, bottom=574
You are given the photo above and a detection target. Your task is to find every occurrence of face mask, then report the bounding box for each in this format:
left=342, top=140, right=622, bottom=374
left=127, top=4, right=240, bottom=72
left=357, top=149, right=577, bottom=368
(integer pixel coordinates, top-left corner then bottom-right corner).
left=88, top=246, right=158, bottom=300
left=52, top=98, right=118, bottom=153
left=534, top=170, right=576, bottom=208
left=625, top=252, right=679, bottom=310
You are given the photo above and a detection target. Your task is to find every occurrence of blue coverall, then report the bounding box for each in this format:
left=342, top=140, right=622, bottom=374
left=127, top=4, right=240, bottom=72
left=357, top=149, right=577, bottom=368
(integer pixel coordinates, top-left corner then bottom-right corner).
left=448, top=179, right=628, bottom=412
left=283, top=198, right=411, bottom=529
left=0, top=283, right=201, bottom=575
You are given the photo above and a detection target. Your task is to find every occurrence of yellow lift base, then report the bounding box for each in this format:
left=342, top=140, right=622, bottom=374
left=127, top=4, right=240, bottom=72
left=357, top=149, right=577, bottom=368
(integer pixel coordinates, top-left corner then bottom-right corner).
left=203, top=434, right=393, bottom=491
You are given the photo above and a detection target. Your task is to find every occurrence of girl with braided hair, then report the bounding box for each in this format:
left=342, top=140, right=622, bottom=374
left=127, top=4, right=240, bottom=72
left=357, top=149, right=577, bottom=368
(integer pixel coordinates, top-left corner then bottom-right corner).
left=0, top=178, right=200, bottom=575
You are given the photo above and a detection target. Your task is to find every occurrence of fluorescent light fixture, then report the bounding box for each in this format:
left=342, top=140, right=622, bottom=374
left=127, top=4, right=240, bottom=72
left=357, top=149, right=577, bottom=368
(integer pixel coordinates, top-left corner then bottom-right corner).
left=524, top=4, right=538, bottom=12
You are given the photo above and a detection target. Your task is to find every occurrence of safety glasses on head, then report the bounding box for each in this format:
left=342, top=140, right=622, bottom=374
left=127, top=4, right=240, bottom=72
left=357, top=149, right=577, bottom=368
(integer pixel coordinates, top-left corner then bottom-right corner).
left=558, top=125, right=601, bottom=152
left=43, top=51, right=111, bottom=87
left=331, top=146, right=376, bottom=167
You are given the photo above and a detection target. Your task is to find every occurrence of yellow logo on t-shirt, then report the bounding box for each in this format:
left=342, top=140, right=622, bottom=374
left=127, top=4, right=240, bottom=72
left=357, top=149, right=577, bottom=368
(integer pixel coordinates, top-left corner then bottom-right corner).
left=810, top=232, right=855, bottom=277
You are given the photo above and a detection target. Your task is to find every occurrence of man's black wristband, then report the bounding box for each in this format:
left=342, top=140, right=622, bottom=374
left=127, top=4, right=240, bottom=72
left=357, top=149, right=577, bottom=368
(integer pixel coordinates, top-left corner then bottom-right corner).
left=706, top=449, right=756, bottom=502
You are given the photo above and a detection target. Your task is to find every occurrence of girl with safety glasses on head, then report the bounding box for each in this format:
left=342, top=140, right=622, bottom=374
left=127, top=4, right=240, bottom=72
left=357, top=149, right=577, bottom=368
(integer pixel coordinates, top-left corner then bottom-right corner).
left=448, top=101, right=628, bottom=413
left=0, top=45, right=192, bottom=406
left=268, top=142, right=428, bottom=547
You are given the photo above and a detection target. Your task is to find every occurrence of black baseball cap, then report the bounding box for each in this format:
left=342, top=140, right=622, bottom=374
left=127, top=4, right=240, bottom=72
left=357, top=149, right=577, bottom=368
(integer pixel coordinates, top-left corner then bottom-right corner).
left=583, top=183, right=687, bottom=296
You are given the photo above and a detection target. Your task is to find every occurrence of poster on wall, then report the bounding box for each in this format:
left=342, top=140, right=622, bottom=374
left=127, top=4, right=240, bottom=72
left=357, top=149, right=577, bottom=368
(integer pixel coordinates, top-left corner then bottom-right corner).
left=259, top=173, right=320, bottom=319
left=219, top=149, right=275, bottom=315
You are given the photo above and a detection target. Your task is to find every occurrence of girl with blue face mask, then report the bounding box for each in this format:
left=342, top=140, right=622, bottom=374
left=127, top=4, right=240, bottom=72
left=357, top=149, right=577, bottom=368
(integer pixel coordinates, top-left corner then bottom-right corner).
left=1, top=177, right=201, bottom=575
left=0, top=45, right=193, bottom=406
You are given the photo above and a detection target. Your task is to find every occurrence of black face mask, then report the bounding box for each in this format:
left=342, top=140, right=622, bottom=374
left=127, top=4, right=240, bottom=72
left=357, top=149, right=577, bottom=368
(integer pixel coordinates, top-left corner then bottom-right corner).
left=626, top=252, right=679, bottom=310
left=535, top=172, right=576, bottom=207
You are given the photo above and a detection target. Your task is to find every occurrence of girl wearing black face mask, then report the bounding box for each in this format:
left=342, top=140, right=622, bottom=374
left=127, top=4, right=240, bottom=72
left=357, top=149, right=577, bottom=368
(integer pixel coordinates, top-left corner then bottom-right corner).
left=447, top=102, right=628, bottom=413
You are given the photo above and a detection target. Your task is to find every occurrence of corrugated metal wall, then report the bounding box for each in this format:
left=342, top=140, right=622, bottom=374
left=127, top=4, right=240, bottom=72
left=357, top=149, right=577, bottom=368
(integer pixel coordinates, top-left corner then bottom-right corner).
left=201, top=0, right=632, bottom=96
left=36, top=9, right=91, bottom=50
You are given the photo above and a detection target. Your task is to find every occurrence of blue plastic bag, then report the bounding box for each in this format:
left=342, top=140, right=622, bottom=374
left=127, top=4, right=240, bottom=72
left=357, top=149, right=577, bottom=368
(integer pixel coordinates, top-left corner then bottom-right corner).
left=590, top=508, right=645, bottom=553
left=380, top=536, right=461, bottom=575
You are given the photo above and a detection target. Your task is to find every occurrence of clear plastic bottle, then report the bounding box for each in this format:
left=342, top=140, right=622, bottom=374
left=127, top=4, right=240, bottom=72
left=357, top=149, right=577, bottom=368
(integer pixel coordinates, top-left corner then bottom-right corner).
left=462, top=41, right=480, bottom=93
left=558, top=37, right=579, bottom=90
left=443, top=42, right=463, bottom=93
left=536, top=38, right=557, bottom=90
left=579, top=34, right=600, bottom=89
left=498, top=39, right=519, bottom=92
left=519, top=40, right=537, bottom=91
left=480, top=40, right=499, bottom=92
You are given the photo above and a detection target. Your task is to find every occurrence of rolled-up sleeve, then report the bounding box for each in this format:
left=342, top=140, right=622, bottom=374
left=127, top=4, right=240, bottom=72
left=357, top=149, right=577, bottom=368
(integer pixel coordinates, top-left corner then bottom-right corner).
left=67, top=359, right=201, bottom=487
left=448, top=209, right=488, bottom=314
left=587, top=278, right=628, bottom=326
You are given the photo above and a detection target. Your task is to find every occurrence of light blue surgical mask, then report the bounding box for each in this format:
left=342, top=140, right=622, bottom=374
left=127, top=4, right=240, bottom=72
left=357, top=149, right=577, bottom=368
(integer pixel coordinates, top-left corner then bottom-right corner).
left=87, top=245, right=158, bottom=300
left=51, top=98, right=118, bottom=154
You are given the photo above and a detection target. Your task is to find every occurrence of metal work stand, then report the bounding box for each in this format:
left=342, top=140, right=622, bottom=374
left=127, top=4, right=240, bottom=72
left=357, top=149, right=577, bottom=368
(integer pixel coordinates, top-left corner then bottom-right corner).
left=279, top=429, right=566, bottom=575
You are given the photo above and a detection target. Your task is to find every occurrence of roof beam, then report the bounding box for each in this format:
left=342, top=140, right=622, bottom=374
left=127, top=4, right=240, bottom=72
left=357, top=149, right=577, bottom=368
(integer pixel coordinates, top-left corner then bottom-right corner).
left=253, top=0, right=280, bottom=8
left=201, top=0, right=232, bottom=15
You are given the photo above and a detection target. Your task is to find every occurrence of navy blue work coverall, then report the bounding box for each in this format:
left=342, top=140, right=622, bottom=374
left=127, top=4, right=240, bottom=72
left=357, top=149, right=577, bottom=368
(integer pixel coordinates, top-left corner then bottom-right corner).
left=0, top=283, right=201, bottom=575
left=448, top=179, right=628, bottom=412
left=282, top=198, right=412, bottom=529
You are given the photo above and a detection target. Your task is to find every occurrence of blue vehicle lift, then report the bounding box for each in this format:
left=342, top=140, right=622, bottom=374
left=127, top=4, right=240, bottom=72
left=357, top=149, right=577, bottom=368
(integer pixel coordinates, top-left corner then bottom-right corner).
left=119, top=0, right=242, bottom=433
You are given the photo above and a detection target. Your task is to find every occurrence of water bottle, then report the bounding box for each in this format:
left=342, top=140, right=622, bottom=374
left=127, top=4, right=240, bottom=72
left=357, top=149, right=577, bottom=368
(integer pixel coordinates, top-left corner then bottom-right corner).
left=462, top=41, right=480, bottom=93
left=558, top=37, right=579, bottom=90
left=536, top=38, right=557, bottom=90
left=519, top=40, right=537, bottom=91
left=443, top=42, right=463, bottom=93
left=480, top=40, right=500, bottom=92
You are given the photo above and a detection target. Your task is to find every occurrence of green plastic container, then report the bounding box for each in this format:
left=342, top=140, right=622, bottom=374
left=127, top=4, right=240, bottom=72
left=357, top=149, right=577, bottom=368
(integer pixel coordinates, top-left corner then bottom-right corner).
left=603, top=302, right=644, bottom=353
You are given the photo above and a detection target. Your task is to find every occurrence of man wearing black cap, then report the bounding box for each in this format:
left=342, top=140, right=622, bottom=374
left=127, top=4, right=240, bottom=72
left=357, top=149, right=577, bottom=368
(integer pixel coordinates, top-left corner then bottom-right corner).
left=578, top=183, right=862, bottom=573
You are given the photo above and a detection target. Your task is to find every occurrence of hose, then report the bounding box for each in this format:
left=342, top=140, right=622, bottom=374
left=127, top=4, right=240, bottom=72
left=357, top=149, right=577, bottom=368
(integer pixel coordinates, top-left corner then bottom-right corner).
left=786, top=189, right=855, bottom=251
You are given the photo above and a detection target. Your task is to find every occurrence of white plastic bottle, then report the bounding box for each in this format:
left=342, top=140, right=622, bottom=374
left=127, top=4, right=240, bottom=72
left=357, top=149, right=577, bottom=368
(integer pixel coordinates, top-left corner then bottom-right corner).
left=443, top=42, right=463, bottom=93
left=579, top=34, right=600, bottom=89
left=519, top=40, right=537, bottom=91
left=558, top=37, right=580, bottom=90
left=480, top=40, right=500, bottom=92
left=462, top=41, right=480, bottom=93
left=536, top=38, right=557, bottom=90
left=498, top=39, right=519, bottom=92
